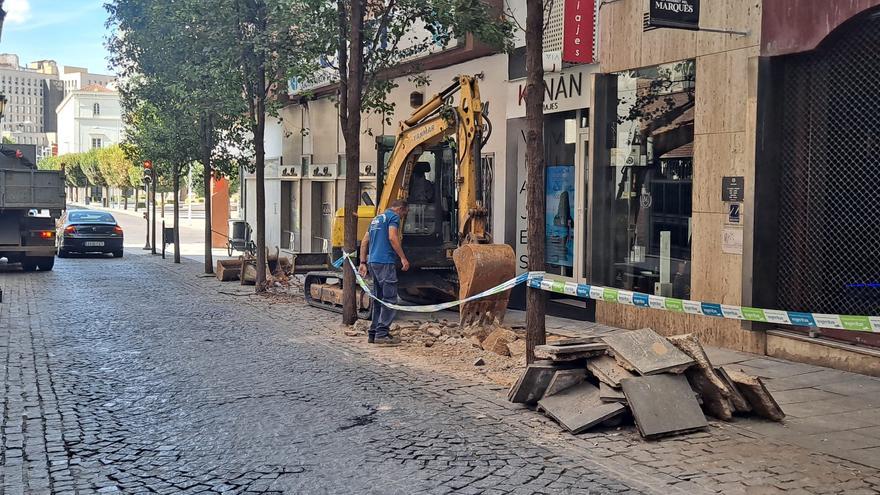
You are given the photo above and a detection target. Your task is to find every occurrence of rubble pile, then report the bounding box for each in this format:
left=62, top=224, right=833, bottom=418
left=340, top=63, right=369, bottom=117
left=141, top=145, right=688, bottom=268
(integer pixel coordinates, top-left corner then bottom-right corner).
left=345, top=318, right=529, bottom=359
left=508, top=328, right=785, bottom=440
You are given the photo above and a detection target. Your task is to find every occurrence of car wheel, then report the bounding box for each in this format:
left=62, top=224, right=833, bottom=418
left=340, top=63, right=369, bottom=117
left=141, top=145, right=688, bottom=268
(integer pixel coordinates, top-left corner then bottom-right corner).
left=112, top=250, right=124, bottom=258
left=21, top=259, right=37, bottom=272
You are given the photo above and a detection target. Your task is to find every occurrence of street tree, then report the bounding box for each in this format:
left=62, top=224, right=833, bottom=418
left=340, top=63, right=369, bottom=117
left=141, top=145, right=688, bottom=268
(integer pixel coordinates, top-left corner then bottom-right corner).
left=524, top=0, right=546, bottom=362
left=108, top=0, right=248, bottom=273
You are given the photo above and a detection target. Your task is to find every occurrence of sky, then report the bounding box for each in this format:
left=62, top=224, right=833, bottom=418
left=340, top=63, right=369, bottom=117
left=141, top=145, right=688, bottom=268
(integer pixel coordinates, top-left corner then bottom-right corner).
left=2, top=0, right=114, bottom=74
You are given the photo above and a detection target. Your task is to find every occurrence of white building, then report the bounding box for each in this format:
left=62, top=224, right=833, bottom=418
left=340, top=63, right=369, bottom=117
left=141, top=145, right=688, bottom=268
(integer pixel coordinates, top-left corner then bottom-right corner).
left=56, top=85, right=123, bottom=155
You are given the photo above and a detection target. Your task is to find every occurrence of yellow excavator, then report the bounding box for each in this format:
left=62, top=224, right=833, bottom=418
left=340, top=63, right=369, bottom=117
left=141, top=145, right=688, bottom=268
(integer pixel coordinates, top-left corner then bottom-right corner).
left=303, top=74, right=515, bottom=325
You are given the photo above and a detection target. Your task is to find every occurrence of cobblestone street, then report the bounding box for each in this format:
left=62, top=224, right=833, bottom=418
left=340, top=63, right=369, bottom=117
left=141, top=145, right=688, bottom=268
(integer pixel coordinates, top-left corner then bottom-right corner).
left=1, top=253, right=879, bottom=494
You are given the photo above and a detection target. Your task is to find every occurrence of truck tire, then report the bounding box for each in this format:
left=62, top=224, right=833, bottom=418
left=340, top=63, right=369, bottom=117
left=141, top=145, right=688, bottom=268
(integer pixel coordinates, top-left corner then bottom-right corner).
left=22, top=257, right=55, bottom=272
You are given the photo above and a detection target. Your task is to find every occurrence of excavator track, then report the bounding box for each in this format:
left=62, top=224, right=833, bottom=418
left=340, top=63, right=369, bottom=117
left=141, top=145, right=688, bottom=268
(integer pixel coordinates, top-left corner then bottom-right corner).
left=303, top=270, right=372, bottom=320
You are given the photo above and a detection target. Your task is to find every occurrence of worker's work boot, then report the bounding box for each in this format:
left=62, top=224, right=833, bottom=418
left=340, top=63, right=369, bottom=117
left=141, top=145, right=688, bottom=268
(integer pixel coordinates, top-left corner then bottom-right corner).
left=368, top=335, right=375, bottom=344
left=373, top=335, right=401, bottom=346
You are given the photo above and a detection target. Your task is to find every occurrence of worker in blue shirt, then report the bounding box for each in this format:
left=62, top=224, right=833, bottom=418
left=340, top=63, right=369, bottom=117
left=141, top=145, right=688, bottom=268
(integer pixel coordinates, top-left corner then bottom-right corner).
left=358, top=199, right=410, bottom=345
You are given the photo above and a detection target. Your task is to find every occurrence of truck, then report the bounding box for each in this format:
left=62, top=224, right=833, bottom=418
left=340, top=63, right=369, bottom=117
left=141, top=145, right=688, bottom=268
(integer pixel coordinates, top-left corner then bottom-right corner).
left=0, top=145, right=66, bottom=271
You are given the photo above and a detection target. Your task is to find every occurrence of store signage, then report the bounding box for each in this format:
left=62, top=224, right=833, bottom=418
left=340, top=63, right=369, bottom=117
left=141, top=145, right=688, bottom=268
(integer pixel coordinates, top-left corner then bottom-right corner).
left=509, top=65, right=595, bottom=119
left=543, top=51, right=562, bottom=73
left=562, top=0, right=595, bottom=63
left=308, top=163, right=337, bottom=179
left=359, top=162, right=376, bottom=178
left=281, top=165, right=302, bottom=178
left=722, top=176, right=745, bottom=202
left=728, top=203, right=741, bottom=224
left=648, top=0, right=700, bottom=31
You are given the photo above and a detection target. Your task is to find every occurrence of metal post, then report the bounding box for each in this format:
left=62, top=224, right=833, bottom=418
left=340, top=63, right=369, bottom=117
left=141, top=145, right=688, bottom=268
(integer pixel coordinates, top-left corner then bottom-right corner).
left=162, top=220, right=166, bottom=259
left=143, top=182, right=151, bottom=250
left=151, top=168, right=157, bottom=255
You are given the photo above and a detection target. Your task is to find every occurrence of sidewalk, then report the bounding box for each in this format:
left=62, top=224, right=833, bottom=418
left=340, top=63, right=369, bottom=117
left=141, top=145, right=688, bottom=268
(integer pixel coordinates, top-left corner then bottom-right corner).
left=399, top=307, right=880, bottom=472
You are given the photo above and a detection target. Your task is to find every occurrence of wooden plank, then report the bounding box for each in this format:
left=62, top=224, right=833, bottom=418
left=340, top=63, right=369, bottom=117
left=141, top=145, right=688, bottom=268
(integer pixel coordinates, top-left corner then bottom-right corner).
left=534, top=343, right=607, bottom=361
left=599, top=382, right=627, bottom=404
left=216, top=259, right=242, bottom=282
left=603, top=328, right=695, bottom=375
left=587, top=355, right=636, bottom=388
left=537, top=382, right=626, bottom=434
left=621, top=374, right=708, bottom=439
left=542, top=369, right=586, bottom=399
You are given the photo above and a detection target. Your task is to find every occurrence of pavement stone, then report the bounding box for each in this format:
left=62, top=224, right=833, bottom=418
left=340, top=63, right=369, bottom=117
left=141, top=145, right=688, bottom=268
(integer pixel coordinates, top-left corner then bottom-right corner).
left=0, top=252, right=878, bottom=494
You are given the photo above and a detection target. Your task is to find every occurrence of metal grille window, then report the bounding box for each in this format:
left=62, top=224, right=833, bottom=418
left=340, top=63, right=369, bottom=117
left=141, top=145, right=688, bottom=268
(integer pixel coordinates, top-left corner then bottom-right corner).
left=776, top=9, right=880, bottom=317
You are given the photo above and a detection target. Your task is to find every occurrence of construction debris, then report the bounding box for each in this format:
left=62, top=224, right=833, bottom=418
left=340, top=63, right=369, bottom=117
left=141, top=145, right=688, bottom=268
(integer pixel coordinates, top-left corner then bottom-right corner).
left=599, top=382, right=627, bottom=404
left=473, top=357, right=486, bottom=367
left=537, top=382, right=626, bottom=434
left=508, top=361, right=560, bottom=404
left=481, top=327, right=518, bottom=356
left=508, top=329, right=785, bottom=439
left=543, top=369, right=586, bottom=398
left=721, top=367, right=785, bottom=421
left=603, top=328, right=695, bottom=375
left=534, top=342, right=607, bottom=362
left=587, top=355, right=636, bottom=388
left=668, top=334, right=736, bottom=421
left=621, top=374, right=708, bottom=438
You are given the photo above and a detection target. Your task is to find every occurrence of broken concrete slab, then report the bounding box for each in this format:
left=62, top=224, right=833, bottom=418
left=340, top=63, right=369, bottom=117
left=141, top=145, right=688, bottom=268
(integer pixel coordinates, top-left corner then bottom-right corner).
left=599, top=382, right=627, bottom=404
left=587, top=355, right=636, bottom=387
left=482, top=328, right=518, bottom=356
left=621, top=374, right=708, bottom=439
left=534, top=343, right=607, bottom=362
left=721, top=367, right=785, bottom=422
left=668, top=334, right=735, bottom=421
left=543, top=369, right=586, bottom=398
left=603, top=328, right=695, bottom=375
left=508, top=362, right=560, bottom=404
left=715, top=367, right=752, bottom=413
left=506, top=340, right=527, bottom=361
left=537, top=382, right=626, bottom=434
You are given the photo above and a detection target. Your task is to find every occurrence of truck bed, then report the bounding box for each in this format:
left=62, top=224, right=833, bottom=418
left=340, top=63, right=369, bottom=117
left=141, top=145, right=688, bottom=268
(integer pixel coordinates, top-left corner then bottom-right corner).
left=0, top=168, right=66, bottom=210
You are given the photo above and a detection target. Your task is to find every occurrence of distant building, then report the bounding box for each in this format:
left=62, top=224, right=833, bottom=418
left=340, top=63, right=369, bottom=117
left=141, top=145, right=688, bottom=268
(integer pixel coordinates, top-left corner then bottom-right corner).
left=55, top=84, right=123, bottom=155
left=60, top=66, right=116, bottom=97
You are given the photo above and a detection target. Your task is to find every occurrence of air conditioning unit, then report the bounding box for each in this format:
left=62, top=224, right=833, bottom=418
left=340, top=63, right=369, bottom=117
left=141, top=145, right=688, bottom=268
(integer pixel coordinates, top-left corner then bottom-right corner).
left=308, top=163, right=338, bottom=179
left=359, top=162, right=377, bottom=178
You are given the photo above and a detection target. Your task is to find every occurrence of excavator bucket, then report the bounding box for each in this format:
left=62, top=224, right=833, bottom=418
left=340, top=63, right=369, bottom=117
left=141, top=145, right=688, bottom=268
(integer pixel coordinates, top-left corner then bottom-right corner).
left=453, top=243, right=516, bottom=326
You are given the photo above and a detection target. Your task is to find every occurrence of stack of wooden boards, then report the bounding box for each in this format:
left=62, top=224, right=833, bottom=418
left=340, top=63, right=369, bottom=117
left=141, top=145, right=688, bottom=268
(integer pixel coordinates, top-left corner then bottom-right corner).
left=508, top=328, right=784, bottom=439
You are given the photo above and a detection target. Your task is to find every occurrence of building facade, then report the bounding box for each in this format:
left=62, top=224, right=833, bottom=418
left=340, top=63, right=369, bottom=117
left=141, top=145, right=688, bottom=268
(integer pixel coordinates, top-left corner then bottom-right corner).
left=0, top=54, right=57, bottom=154
left=587, top=0, right=880, bottom=372
left=56, top=85, right=123, bottom=155
left=60, top=66, right=116, bottom=97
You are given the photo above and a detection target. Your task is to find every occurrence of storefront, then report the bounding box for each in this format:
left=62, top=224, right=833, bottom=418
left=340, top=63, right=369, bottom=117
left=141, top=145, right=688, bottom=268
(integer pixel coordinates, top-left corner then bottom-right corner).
left=505, top=63, right=597, bottom=314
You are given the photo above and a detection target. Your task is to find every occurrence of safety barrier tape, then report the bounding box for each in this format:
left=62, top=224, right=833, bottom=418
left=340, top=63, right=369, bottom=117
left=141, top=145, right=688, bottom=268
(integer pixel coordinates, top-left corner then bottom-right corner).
left=342, top=253, right=537, bottom=313
left=527, top=276, right=880, bottom=333
left=338, top=253, right=879, bottom=332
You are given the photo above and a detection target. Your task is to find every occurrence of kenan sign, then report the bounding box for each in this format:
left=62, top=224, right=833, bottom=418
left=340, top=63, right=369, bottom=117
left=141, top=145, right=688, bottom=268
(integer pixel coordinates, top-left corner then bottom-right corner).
left=562, top=0, right=595, bottom=63
left=508, top=65, right=597, bottom=119
left=649, top=0, right=700, bottom=31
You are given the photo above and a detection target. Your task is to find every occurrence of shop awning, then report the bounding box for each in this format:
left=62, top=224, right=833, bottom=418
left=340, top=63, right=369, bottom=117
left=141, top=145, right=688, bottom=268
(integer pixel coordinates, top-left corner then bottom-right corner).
left=660, top=142, right=693, bottom=159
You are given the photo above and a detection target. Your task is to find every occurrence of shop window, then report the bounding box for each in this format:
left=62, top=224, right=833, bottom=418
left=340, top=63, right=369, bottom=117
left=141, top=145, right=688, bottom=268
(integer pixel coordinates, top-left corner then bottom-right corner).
left=598, top=60, right=696, bottom=299
left=545, top=110, right=577, bottom=277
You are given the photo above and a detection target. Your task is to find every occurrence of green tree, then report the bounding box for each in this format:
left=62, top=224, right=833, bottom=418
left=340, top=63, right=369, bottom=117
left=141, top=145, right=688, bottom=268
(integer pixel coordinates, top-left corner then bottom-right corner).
left=108, top=0, right=248, bottom=269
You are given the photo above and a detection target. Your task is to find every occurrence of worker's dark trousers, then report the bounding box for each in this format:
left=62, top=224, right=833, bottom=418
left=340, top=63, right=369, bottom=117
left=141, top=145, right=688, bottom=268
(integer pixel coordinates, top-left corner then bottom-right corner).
left=369, top=263, right=398, bottom=339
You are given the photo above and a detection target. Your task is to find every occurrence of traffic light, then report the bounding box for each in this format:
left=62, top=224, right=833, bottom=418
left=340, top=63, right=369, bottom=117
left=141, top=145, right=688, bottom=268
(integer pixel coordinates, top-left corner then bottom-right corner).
left=143, top=160, right=153, bottom=184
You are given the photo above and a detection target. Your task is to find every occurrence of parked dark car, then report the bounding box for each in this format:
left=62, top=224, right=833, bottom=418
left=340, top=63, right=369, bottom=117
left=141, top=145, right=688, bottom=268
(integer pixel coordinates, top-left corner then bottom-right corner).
left=56, top=210, right=124, bottom=258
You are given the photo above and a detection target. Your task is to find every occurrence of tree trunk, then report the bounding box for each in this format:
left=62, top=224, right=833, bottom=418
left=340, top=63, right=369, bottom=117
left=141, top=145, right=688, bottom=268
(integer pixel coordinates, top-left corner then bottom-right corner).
left=201, top=114, right=214, bottom=274
left=254, top=72, right=268, bottom=292
left=341, top=0, right=364, bottom=325
left=134, top=187, right=139, bottom=212
left=173, top=167, right=181, bottom=264
left=124, top=188, right=129, bottom=210
left=525, top=0, right=547, bottom=364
